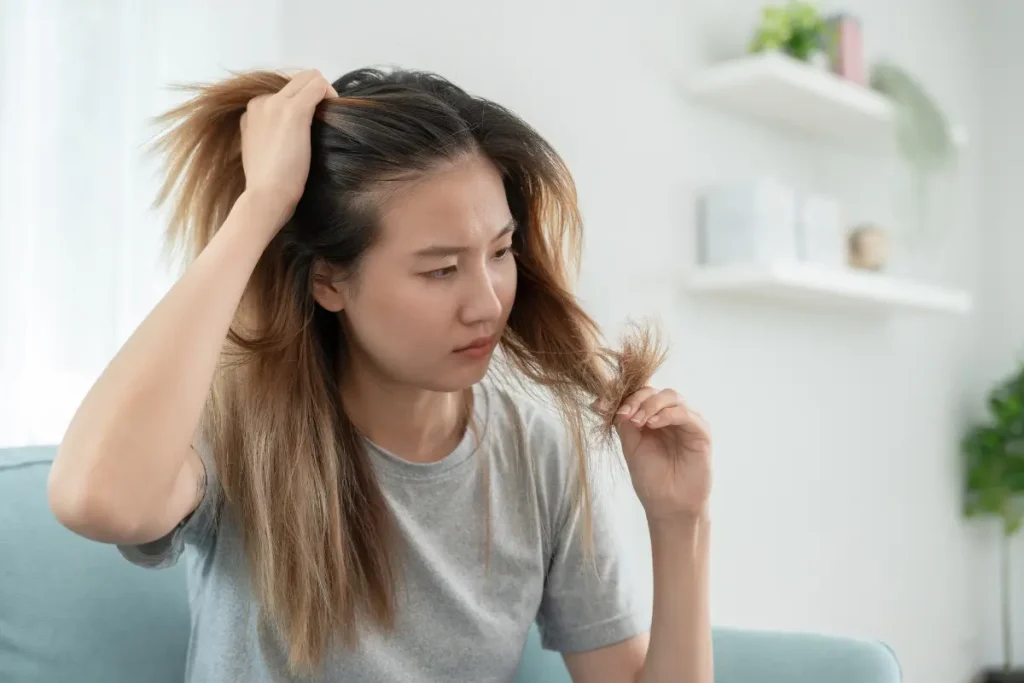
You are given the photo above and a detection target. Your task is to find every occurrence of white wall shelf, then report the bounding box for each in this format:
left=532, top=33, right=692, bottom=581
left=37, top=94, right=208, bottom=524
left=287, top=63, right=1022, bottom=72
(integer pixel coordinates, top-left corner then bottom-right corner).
left=688, top=263, right=972, bottom=315
left=689, top=52, right=967, bottom=149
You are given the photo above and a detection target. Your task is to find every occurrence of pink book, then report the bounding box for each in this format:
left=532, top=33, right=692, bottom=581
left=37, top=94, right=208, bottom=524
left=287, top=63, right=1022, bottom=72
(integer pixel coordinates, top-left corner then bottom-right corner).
left=827, top=13, right=865, bottom=85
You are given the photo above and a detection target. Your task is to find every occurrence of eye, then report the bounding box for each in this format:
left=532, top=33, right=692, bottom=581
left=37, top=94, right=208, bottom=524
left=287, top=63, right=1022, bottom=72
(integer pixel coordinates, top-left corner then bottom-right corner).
left=423, top=265, right=457, bottom=279
left=494, top=246, right=513, bottom=260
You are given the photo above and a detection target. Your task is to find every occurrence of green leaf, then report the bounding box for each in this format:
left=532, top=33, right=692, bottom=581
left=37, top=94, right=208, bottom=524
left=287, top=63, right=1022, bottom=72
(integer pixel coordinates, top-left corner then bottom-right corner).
left=750, top=2, right=823, bottom=57
left=967, top=467, right=995, bottom=492
left=1006, top=511, right=1024, bottom=536
left=965, top=490, right=986, bottom=517
left=978, top=487, right=1010, bottom=515
left=989, top=379, right=1024, bottom=427
left=964, top=426, right=1005, bottom=493
left=1004, top=470, right=1024, bottom=493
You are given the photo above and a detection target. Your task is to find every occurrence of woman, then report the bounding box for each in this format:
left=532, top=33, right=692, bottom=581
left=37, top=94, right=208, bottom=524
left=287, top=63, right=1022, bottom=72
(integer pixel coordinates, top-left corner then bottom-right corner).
left=48, top=67, right=712, bottom=682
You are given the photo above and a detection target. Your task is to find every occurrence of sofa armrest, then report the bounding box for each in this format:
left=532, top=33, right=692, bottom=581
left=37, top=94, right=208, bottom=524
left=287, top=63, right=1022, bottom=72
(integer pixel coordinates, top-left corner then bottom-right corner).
left=714, top=627, right=901, bottom=683
left=515, top=625, right=901, bottom=683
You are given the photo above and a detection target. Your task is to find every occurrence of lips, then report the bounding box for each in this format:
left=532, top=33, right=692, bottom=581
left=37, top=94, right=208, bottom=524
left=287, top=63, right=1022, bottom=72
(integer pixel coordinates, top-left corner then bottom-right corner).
left=455, top=336, right=497, bottom=352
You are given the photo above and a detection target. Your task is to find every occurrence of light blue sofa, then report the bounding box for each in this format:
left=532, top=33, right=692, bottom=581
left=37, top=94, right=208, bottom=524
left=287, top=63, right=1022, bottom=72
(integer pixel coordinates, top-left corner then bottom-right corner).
left=1, top=445, right=902, bottom=682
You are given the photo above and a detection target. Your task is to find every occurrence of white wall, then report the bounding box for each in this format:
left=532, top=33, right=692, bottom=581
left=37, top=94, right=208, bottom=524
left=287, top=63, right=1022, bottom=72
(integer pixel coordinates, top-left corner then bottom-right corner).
left=282, top=1, right=985, bottom=682
left=970, top=0, right=1024, bottom=670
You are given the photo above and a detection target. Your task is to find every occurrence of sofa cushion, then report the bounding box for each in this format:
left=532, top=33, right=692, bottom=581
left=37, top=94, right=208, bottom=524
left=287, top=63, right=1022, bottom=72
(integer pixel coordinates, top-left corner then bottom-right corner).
left=0, top=445, right=190, bottom=683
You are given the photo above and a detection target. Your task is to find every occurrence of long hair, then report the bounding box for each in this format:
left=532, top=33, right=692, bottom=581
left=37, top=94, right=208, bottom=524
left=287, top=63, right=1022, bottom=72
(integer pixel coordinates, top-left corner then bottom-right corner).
left=152, top=67, right=664, bottom=674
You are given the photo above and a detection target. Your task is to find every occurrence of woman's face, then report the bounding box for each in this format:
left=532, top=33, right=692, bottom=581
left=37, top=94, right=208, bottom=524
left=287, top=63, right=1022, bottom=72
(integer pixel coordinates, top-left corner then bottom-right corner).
left=315, top=153, right=517, bottom=392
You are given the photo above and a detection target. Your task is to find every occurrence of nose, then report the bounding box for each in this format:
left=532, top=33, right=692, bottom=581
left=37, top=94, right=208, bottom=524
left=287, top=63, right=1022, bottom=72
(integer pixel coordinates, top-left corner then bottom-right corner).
left=460, top=267, right=503, bottom=326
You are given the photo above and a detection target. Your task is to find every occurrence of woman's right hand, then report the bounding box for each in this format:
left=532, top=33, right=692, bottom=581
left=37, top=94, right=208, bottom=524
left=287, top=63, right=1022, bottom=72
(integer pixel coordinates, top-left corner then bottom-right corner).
left=240, top=69, right=338, bottom=226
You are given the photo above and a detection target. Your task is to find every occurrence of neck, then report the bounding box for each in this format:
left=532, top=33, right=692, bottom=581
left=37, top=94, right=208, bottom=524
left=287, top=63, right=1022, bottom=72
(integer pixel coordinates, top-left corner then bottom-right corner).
left=340, top=358, right=470, bottom=465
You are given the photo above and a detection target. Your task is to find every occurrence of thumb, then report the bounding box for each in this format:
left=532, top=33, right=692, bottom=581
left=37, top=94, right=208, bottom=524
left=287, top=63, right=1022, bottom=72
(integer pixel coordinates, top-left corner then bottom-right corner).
left=614, top=417, right=643, bottom=459
left=297, top=75, right=332, bottom=110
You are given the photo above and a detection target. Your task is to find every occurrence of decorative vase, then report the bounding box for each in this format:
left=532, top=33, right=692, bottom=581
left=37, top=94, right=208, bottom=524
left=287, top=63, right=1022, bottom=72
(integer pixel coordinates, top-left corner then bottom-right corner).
left=847, top=224, right=890, bottom=271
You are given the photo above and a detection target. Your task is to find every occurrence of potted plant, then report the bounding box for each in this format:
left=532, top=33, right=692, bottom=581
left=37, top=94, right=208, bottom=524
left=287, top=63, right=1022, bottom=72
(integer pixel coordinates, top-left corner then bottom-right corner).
left=749, top=2, right=828, bottom=67
left=964, top=363, right=1024, bottom=683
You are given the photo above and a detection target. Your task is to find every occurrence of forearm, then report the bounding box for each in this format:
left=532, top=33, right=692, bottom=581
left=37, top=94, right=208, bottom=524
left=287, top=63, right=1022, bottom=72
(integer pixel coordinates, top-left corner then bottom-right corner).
left=53, top=191, right=283, bottom=516
left=638, top=515, right=712, bottom=683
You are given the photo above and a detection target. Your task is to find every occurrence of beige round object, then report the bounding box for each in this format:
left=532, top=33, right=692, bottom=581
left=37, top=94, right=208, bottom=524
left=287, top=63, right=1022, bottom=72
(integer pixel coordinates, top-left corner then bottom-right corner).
left=848, top=225, right=890, bottom=271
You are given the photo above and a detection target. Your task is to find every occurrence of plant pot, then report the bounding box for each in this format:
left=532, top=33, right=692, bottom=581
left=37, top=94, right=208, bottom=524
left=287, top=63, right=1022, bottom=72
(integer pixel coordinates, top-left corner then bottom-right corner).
left=980, top=669, right=1024, bottom=683
left=807, top=49, right=831, bottom=71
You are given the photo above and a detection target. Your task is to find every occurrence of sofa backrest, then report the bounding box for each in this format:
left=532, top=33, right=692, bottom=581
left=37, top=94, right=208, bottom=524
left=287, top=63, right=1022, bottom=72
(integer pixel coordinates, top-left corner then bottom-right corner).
left=0, top=445, right=191, bottom=683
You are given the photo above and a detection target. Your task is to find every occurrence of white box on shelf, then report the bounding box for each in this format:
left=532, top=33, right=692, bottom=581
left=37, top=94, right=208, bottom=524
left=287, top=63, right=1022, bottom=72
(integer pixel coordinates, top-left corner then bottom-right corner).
left=797, top=193, right=844, bottom=267
left=698, top=178, right=799, bottom=266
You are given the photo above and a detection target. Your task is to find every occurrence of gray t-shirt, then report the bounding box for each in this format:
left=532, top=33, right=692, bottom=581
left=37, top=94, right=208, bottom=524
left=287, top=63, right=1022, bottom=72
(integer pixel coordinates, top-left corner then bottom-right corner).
left=118, top=379, right=648, bottom=682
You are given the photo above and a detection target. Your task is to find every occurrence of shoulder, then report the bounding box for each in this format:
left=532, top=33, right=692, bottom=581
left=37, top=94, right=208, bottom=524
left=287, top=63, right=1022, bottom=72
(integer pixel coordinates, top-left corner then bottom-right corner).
left=478, top=376, right=575, bottom=467
left=477, top=377, right=604, bottom=519
left=477, top=377, right=579, bottom=544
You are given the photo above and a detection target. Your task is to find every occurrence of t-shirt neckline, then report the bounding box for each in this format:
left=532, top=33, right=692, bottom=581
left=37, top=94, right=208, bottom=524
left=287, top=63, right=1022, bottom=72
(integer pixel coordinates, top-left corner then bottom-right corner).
left=364, top=382, right=489, bottom=481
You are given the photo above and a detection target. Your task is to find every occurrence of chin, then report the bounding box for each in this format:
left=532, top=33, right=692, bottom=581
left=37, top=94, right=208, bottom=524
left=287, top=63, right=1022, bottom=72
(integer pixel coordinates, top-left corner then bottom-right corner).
left=417, top=359, right=493, bottom=393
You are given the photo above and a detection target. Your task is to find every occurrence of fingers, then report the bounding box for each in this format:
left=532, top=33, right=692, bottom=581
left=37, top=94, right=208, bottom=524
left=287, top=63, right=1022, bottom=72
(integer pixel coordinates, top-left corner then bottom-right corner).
left=647, top=403, right=710, bottom=440
left=616, top=386, right=709, bottom=431
left=295, top=73, right=335, bottom=111
left=244, top=93, right=271, bottom=118
left=643, top=404, right=689, bottom=429
left=245, top=71, right=333, bottom=127
left=646, top=404, right=702, bottom=431
left=241, top=93, right=270, bottom=134
left=279, top=69, right=321, bottom=97
left=634, top=389, right=681, bottom=428
left=623, top=388, right=680, bottom=428
left=615, top=386, right=659, bottom=426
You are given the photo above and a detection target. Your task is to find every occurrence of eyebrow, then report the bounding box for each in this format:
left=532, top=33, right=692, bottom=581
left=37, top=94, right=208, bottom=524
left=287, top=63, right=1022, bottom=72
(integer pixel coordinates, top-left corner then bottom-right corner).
left=413, top=218, right=518, bottom=258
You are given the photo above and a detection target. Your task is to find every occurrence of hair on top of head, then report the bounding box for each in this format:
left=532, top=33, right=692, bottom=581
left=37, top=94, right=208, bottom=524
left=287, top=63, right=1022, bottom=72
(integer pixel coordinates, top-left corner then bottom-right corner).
left=151, top=65, right=666, bottom=675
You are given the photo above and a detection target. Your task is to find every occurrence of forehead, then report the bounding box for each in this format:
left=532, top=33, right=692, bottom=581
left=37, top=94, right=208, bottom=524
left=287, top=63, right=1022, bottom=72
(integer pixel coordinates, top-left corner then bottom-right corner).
left=374, top=154, right=511, bottom=248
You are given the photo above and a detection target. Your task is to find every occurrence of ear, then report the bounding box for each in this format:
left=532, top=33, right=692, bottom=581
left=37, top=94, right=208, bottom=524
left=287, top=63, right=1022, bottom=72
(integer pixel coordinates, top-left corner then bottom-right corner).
left=311, top=260, right=347, bottom=312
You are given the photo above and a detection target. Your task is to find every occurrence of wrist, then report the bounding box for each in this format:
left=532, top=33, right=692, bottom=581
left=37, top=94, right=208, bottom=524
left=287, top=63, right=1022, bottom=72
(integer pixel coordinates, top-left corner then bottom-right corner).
left=647, top=512, right=710, bottom=572
left=237, top=189, right=297, bottom=238
left=647, top=509, right=710, bottom=539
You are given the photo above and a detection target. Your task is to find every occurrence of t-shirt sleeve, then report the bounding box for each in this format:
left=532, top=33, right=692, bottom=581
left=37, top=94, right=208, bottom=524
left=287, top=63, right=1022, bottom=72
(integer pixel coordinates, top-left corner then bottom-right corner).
left=116, top=442, right=221, bottom=570
left=535, top=461, right=651, bottom=653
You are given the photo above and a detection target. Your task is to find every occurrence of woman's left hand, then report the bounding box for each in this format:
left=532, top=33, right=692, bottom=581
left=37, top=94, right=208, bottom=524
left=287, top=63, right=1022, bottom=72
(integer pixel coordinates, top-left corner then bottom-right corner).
left=614, top=387, right=713, bottom=522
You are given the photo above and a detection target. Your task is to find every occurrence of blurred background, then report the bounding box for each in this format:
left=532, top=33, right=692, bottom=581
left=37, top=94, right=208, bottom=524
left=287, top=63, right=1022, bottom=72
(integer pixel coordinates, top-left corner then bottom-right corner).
left=1, top=1, right=1021, bottom=682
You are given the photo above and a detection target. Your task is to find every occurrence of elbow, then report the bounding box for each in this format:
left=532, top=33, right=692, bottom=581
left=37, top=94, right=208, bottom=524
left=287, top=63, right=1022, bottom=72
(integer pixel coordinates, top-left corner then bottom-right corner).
left=47, top=447, right=141, bottom=544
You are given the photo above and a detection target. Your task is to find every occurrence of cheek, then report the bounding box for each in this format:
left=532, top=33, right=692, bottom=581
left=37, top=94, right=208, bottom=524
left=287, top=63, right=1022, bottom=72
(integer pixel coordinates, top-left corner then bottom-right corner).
left=348, top=276, right=452, bottom=347
left=497, top=261, right=517, bottom=317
